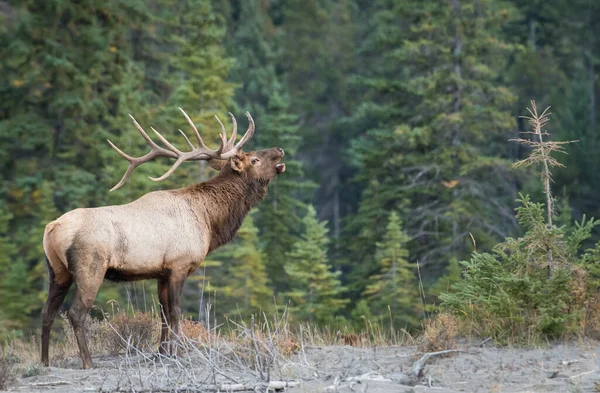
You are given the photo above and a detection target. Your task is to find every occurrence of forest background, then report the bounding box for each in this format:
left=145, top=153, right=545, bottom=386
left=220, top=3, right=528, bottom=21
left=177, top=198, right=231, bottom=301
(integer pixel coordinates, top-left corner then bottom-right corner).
left=1, top=0, right=599, bottom=338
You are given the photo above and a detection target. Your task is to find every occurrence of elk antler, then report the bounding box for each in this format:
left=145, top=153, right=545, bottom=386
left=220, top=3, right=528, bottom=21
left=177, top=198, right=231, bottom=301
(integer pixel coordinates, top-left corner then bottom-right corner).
left=107, top=109, right=255, bottom=191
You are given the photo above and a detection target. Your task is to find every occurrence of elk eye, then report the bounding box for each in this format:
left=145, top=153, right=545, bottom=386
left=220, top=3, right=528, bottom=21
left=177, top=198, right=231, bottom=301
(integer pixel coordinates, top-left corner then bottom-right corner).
left=251, top=158, right=259, bottom=165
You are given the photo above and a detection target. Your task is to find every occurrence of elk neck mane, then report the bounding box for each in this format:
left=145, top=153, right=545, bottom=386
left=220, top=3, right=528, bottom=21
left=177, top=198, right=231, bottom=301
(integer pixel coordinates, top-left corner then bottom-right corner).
left=180, top=167, right=270, bottom=252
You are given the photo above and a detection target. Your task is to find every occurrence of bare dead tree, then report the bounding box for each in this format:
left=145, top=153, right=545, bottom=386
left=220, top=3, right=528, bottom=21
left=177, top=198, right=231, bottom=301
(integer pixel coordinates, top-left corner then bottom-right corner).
left=510, top=100, right=577, bottom=277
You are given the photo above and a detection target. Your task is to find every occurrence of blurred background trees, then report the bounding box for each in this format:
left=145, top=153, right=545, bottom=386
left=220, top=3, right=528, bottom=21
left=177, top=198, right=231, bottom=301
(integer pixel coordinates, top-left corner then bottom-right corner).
left=1, top=0, right=600, bottom=336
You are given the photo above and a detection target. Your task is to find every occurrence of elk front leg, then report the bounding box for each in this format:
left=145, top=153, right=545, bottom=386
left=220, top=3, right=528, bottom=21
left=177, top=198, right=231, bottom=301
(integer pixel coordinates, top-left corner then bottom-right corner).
left=157, top=278, right=169, bottom=355
left=167, top=273, right=186, bottom=356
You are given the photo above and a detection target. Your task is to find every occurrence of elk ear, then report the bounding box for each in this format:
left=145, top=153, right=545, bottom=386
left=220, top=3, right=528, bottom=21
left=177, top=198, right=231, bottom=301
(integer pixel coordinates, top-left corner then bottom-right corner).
left=230, top=156, right=244, bottom=173
left=208, top=159, right=225, bottom=171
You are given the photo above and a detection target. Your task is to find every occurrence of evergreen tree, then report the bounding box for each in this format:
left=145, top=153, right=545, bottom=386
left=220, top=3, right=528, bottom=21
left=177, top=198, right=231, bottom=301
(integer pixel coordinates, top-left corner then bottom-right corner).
left=0, top=206, right=24, bottom=336
left=105, top=0, right=236, bottom=198
left=284, top=206, right=347, bottom=325
left=225, top=0, right=312, bottom=290
left=363, top=212, right=418, bottom=328
left=0, top=0, right=148, bottom=327
left=344, top=0, right=519, bottom=292
left=0, top=0, right=237, bottom=327
left=277, top=0, right=357, bottom=240
left=210, top=212, right=274, bottom=320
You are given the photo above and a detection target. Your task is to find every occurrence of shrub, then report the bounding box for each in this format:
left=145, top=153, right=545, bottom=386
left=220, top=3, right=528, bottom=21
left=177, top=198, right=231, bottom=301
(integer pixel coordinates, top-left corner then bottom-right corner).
left=439, top=102, right=600, bottom=343
left=180, top=317, right=209, bottom=341
left=0, top=353, right=16, bottom=390
left=440, top=195, right=600, bottom=343
left=60, top=309, right=159, bottom=355
left=421, top=312, right=458, bottom=352
left=104, top=311, right=159, bottom=353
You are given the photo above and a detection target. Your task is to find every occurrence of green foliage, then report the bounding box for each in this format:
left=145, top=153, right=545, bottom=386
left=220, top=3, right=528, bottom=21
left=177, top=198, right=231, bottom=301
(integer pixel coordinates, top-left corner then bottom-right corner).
left=441, top=195, right=598, bottom=342
left=209, top=212, right=274, bottom=320
left=3, top=0, right=600, bottom=336
left=343, top=0, right=519, bottom=302
left=225, top=0, right=313, bottom=290
left=0, top=0, right=148, bottom=331
left=363, top=212, right=419, bottom=328
left=440, top=99, right=600, bottom=343
left=0, top=206, right=23, bottom=336
left=0, top=0, right=234, bottom=331
left=284, top=206, right=348, bottom=325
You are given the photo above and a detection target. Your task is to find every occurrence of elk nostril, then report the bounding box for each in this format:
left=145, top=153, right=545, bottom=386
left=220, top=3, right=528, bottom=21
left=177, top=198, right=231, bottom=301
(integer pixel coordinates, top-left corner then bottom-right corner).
left=278, top=148, right=284, bottom=155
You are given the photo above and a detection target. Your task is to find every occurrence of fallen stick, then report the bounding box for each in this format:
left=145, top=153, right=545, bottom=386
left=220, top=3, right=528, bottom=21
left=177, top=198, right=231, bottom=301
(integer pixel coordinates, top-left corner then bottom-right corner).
left=568, top=369, right=598, bottom=379
left=323, top=349, right=469, bottom=390
left=412, top=349, right=463, bottom=378
left=102, top=380, right=300, bottom=392
left=326, top=370, right=418, bottom=388
left=29, top=381, right=71, bottom=387
left=345, top=371, right=392, bottom=382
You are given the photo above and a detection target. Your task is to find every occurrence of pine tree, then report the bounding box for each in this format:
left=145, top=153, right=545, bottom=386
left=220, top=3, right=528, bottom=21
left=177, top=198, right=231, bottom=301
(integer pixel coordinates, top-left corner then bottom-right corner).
left=211, top=212, right=274, bottom=320
left=363, top=212, right=418, bottom=328
left=278, top=0, right=357, bottom=240
left=344, top=0, right=519, bottom=289
left=0, top=206, right=24, bottom=336
left=0, top=0, right=237, bottom=327
left=284, top=206, right=347, bottom=325
left=0, top=0, right=149, bottom=328
left=225, top=0, right=312, bottom=290
left=105, top=0, right=236, bottom=198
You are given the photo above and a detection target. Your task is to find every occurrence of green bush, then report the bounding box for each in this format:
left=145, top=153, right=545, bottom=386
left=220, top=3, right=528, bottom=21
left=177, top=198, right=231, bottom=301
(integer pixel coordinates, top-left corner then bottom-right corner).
left=440, top=194, right=600, bottom=343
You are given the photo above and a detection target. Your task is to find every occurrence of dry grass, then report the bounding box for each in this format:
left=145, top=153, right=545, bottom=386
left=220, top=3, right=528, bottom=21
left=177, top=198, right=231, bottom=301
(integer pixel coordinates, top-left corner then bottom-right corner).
left=338, top=332, right=369, bottom=347
left=2, top=304, right=440, bottom=392
left=583, top=293, right=600, bottom=339
left=420, top=312, right=459, bottom=352
left=0, top=354, right=16, bottom=390
left=104, top=310, right=159, bottom=352
left=180, top=317, right=210, bottom=341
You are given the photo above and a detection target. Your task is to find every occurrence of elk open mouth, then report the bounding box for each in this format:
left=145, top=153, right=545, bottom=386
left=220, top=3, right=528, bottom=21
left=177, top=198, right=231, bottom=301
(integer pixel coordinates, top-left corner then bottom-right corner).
left=276, top=163, right=286, bottom=174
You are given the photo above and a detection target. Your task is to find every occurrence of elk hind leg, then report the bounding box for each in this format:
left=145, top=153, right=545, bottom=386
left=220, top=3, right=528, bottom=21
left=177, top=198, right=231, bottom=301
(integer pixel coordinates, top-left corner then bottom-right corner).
left=67, top=254, right=106, bottom=369
left=41, top=260, right=72, bottom=367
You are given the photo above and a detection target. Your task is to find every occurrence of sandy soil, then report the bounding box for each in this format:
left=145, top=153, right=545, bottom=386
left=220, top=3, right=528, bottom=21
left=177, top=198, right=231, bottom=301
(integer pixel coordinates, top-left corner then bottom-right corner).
left=8, top=340, right=600, bottom=393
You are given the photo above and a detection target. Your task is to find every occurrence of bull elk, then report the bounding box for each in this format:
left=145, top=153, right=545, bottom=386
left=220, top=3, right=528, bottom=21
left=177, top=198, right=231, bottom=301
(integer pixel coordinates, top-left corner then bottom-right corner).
left=41, top=109, right=286, bottom=369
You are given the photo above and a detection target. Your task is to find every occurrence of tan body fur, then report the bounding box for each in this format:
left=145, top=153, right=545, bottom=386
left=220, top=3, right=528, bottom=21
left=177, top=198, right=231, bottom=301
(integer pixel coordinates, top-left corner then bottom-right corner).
left=44, top=191, right=212, bottom=286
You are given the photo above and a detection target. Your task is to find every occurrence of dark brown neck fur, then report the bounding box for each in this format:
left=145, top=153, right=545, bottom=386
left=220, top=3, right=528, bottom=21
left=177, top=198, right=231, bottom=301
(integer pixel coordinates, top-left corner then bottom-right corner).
left=179, top=167, right=270, bottom=253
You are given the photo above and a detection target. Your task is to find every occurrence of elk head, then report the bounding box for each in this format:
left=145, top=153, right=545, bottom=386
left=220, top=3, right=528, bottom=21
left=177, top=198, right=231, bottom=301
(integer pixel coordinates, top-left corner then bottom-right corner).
left=107, top=109, right=285, bottom=191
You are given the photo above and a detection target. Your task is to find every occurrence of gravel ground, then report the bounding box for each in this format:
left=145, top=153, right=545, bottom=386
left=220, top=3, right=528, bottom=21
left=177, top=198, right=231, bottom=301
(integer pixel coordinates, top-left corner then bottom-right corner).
left=8, top=340, right=600, bottom=393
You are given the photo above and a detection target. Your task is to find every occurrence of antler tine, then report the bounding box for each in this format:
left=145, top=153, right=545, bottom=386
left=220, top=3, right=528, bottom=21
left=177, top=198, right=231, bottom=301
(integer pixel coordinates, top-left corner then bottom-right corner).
left=149, top=156, right=186, bottom=182
left=107, top=139, right=137, bottom=192
left=178, top=108, right=226, bottom=159
left=227, top=112, right=238, bottom=148
left=151, top=127, right=182, bottom=154
left=238, top=111, right=255, bottom=147
left=178, top=107, right=205, bottom=146
left=214, top=115, right=229, bottom=147
left=178, top=129, right=195, bottom=150
left=129, top=115, right=172, bottom=154
left=109, top=160, right=137, bottom=192
left=220, top=111, right=255, bottom=159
